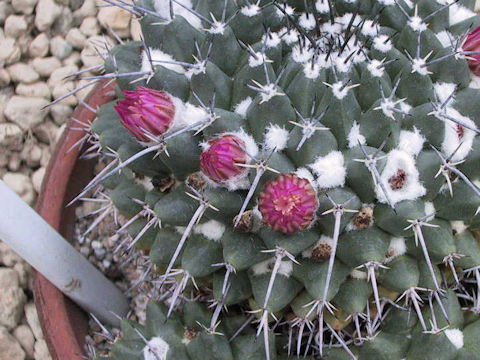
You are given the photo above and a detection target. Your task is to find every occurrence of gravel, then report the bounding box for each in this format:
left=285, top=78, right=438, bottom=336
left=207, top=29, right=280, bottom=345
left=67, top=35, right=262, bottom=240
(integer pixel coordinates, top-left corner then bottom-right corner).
left=0, top=0, right=138, bottom=358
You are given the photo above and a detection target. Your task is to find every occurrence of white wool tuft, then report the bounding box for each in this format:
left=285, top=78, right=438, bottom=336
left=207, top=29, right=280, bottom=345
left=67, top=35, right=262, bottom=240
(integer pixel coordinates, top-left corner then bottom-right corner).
left=347, top=121, right=366, bottom=149
left=252, top=258, right=294, bottom=277
left=153, top=0, right=201, bottom=29
left=411, top=57, right=430, bottom=76
left=275, top=4, right=294, bottom=17
left=470, top=73, right=480, bottom=89
left=248, top=52, right=268, bottom=68
left=387, top=237, right=407, bottom=259
left=299, top=13, right=316, bottom=30
left=436, top=30, right=453, bottom=48
left=450, top=4, right=476, bottom=26
left=279, top=27, right=299, bottom=45
left=295, top=167, right=316, bottom=186
left=302, top=236, right=333, bottom=258
left=424, top=201, right=436, bottom=221
left=143, top=337, right=169, bottom=360
left=351, top=269, right=368, bottom=279
left=303, top=62, right=323, bottom=79
left=367, top=59, right=385, bottom=78
left=234, top=97, right=253, bottom=118
left=398, top=127, right=425, bottom=157
left=316, top=0, right=330, bottom=13
left=329, top=81, right=353, bottom=100
left=241, top=3, right=261, bottom=17
left=175, top=226, right=186, bottom=235
left=399, top=102, right=412, bottom=115
left=262, top=32, right=281, bottom=48
left=439, top=108, right=477, bottom=162
left=444, top=329, right=464, bottom=349
left=309, top=151, right=347, bottom=189
left=434, top=82, right=456, bottom=106
left=292, top=45, right=314, bottom=63
left=171, top=99, right=209, bottom=130
left=142, top=49, right=186, bottom=74
left=321, top=22, right=343, bottom=36
left=408, top=16, right=427, bottom=32
left=376, top=150, right=426, bottom=206
left=361, top=20, right=379, bottom=37
left=373, top=35, right=393, bottom=53
left=231, top=129, right=259, bottom=159
left=377, top=0, right=395, bottom=4
left=264, top=125, right=289, bottom=151
left=451, top=220, right=468, bottom=235
left=193, top=220, right=225, bottom=242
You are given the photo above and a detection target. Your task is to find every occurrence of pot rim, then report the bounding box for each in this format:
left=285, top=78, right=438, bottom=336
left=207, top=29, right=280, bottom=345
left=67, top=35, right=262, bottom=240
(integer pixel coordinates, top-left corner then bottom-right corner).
left=33, top=81, right=116, bottom=360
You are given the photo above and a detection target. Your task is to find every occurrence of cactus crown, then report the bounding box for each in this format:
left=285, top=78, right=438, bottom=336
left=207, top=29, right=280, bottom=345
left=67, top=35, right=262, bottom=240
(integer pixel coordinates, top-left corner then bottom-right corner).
left=77, top=0, right=480, bottom=359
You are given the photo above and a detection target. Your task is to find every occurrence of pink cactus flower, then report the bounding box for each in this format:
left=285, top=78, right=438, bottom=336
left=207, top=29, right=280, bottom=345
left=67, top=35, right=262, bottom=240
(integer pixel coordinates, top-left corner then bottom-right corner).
left=259, top=174, right=318, bottom=235
left=463, top=26, right=480, bottom=76
left=200, top=135, right=248, bottom=183
left=115, top=86, right=175, bottom=142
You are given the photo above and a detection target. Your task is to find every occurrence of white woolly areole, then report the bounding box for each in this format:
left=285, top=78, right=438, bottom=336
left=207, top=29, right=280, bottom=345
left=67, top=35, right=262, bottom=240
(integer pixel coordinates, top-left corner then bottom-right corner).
left=408, top=16, right=427, bottom=32
left=153, top=0, right=201, bottom=29
left=387, top=237, right=407, bottom=259
left=347, top=121, right=366, bottom=149
left=470, top=73, right=480, bottom=89
left=309, top=151, right=347, bottom=189
left=241, top=3, right=261, bottom=17
left=142, top=49, right=186, bottom=74
left=316, top=0, right=330, bottom=13
left=322, top=22, right=343, bottom=36
left=262, top=32, right=281, bottom=48
left=411, top=58, right=430, bottom=76
left=302, top=236, right=334, bottom=258
left=143, top=337, right=169, bottom=360
left=264, top=125, right=289, bottom=151
left=193, top=220, right=225, bottom=241
left=135, top=176, right=154, bottom=191
left=424, top=201, right=436, bottom=221
left=175, top=226, right=186, bottom=235
left=279, top=27, right=299, bottom=45
left=171, top=98, right=209, bottom=131
left=435, top=82, right=456, bottom=106
left=377, top=0, right=395, bottom=5
left=450, top=4, right=476, bottom=26
left=373, top=35, right=393, bottom=53
left=252, top=258, right=294, bottom=277
left=451, top=220, right=468, bottom=235
left=351, top=269, right=368, bottom=279
left=292, top=45, right=314, bottom=63
left=248, top=52, right=269, bottom=68
left=367, top=59, right=385, bottom=78
left=295, top=168, right=316, bottom=186
left=330, top=81, right=352, bottom=100
left=444, top=329, right=464, bottom=349
left=436, top=30, right=453, bottom=48
left=376, top=150, right=426, bottom=206
left=398, top=127, right=425, bottom=157
left=234, top=97, right=252, bottom=118
left=303, top=62, right=323, bottom=79
left=299, top=13, right=316, bottom=30
left=440, top=108, right=477, bottom=162
left=231, top=129, right=259, bottom=159
left=362, top=20, right=379, bottom=37
left=275, top=4, right=294, bottom=17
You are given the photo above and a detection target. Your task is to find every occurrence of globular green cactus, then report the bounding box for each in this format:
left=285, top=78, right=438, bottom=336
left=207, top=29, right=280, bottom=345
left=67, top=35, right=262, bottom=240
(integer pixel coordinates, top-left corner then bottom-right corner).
left=73, top=0, right=480, bottom=359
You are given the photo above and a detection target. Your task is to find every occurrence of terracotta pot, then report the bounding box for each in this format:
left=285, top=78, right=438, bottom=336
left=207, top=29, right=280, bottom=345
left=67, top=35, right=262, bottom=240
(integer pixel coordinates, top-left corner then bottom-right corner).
left=33, top=81, right=116, bottom=360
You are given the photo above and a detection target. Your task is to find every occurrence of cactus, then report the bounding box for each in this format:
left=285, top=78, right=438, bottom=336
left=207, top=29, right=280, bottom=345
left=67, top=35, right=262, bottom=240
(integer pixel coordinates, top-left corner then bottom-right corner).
left=69, top=0, right=480, bottom=359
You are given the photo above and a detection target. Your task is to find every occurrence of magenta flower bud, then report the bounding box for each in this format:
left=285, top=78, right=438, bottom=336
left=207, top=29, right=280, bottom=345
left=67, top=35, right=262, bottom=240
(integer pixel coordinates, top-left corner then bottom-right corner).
left=463, top=26, right=480, bottom=76
left=259, top=174, right=318, bottom=235
left=114, top=86, right=175, bottom=142
left=200, top=135, right=248, bottom=183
